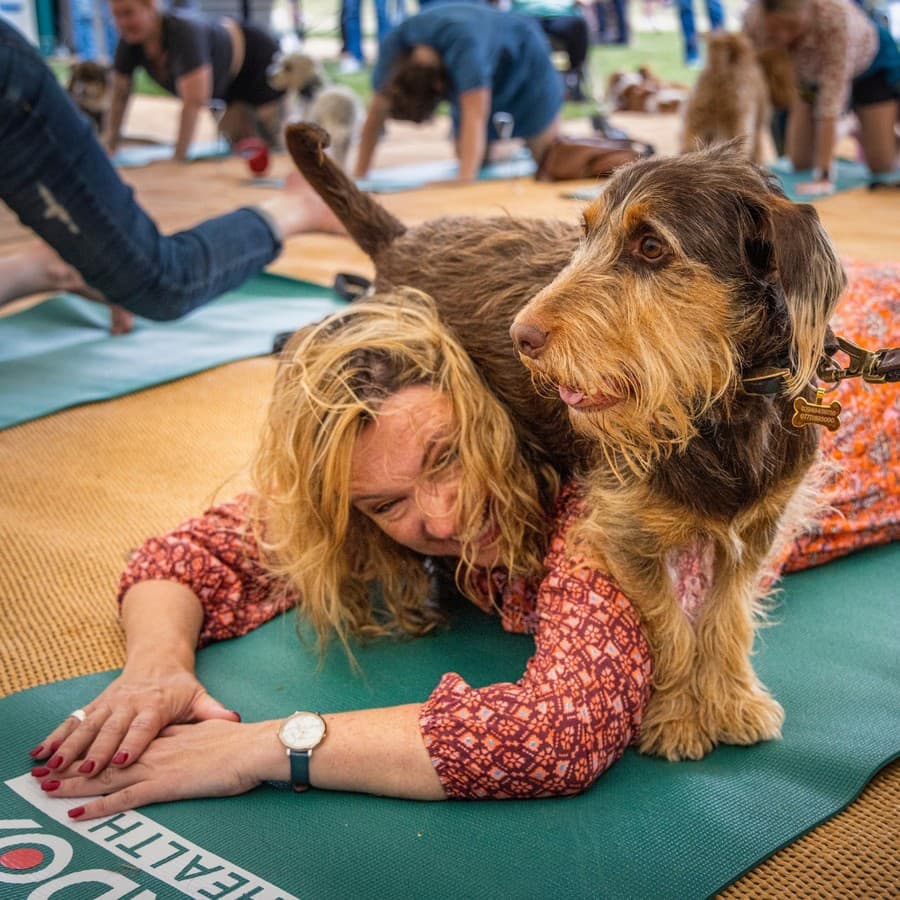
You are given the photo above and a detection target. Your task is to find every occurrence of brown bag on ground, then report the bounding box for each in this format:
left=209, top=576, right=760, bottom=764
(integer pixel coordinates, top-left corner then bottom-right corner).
left=535, top=136, right=654, bottom=182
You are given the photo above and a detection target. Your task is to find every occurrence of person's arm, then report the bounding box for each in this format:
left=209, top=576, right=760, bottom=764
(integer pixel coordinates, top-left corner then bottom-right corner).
left=173, top=65, right=213, bottom=161
left=30, top=496, right=295, bottom=776
left=40, top=703, right=446, bottom=820
left=103, top=71, right=133, bottom=155
left=354, top=92, right=391, bottom=178
left=454, top=87, right=490, bottom=181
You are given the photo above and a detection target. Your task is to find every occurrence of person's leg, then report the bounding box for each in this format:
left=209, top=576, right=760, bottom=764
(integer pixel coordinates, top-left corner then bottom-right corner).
left=341, top=0, right=363, bottom=64
left=0, top=20, right=279, bottom=321
left=785, top=100, right=815, bottom=170
left=612, top=0, right=629, bottom=44
left=705, top=0, right=724, bottom=31
left=677, top=0, right=699, bottom=65
left=372, top=0, right=392, bottom=44
left=854, top=99, right=899, bottom=174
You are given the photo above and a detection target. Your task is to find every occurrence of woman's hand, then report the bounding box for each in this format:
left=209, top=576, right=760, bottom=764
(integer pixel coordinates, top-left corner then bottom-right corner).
left=37, top=719, right=282, bottom=821
left=29, top=666, right=241, bottom=779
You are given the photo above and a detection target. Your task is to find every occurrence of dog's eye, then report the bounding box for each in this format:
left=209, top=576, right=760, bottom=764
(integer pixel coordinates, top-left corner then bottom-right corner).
left=637, top=235, right=665, bottom=260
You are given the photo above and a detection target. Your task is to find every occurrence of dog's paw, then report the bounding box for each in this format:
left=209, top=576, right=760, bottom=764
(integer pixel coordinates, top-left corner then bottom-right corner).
left=705, top=688, right=784, bottom=747
left=638, top=692, right=714, bottom=761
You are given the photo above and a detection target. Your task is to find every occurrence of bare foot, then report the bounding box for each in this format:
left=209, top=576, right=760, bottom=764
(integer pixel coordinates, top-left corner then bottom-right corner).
left=0, top=241, right=105, bottom=306
left=260, top=171, right=347, bottom=238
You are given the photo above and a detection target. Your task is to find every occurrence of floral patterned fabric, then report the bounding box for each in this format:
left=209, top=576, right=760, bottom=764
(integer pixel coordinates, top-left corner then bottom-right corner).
left=118, top=262, right=898, bottom=800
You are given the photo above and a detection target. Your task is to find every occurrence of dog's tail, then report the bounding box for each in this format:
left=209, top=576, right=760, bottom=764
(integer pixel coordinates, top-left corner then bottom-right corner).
left=285, top=122, right=406, bottom=260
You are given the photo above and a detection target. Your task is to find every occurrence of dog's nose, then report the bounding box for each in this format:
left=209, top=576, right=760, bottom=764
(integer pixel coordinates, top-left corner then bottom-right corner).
left=510, top=322, right=548, bottom=359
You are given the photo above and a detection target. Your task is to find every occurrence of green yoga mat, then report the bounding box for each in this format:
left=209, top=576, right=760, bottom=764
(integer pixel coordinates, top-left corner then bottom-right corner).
left=0, top=274, right=346, bottom=431
left=562, top=157, right=899, bottom=203
left=1, top=543, right=897, bottom=898
left=113, top=141, right=232, bottom=168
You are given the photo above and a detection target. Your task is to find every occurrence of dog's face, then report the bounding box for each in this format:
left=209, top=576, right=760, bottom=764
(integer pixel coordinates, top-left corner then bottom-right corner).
left=268, top=51, right=322, bottom=94
left=510, top=143, right=845, bottom=470
left=68, top=61, right=110, bottom=115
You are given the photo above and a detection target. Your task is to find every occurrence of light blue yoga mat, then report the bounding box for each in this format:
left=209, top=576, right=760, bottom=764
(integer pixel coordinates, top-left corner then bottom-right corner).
left=244, top=151, right=538, bottom=193
left=113, top=140, right=232, bottom=168
left=0, top=542, right=897, bottom=898
left=562, top=157, right=898, bottom=203
left=0, top=273, right=346, bottom=431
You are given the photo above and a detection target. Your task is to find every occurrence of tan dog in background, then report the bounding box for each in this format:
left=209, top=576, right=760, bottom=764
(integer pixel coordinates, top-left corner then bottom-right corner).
left=681, top=32, right=772, bottom=163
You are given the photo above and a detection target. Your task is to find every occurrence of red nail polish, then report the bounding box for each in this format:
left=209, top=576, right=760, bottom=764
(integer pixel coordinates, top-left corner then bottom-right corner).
left=29, top=744, right=45, bottom=758
left=47, top=755, right=64, bottom=770
left=112, top=751, right=129, bottom=765
left=41, top=780, right=60, bottom=792
left=78, top=760, right=95, bottom=775
left=68, top=806, right=85, bottom=819
left=31, top=766, right=51, bottom=778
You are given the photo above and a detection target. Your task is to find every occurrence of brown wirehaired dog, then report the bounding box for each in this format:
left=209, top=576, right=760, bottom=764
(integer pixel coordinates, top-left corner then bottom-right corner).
left=286, top=124, right=845, bottom=760
left=681, top=32, right=771, bottom=163
left=509, top=141, right=845, bottom=759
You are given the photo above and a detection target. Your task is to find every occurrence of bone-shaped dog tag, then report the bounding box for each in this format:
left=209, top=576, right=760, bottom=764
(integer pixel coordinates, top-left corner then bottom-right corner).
left=792, top=390, right=841, bottom=431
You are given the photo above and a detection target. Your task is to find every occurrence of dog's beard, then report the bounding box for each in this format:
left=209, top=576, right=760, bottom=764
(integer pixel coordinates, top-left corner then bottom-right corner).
left=522, top=333, right=737, bottom=478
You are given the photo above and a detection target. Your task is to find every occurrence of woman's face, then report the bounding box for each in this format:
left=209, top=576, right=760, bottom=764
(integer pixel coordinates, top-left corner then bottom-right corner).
left=763, top=10, right=809, bottom=49
left=109, top=0, right=158, bottom=44
left=350, top=384, right=500, bottom=566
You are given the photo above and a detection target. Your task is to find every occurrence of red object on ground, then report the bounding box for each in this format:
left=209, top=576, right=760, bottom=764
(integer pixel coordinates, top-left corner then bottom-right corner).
left=234, top=137, right=270, bottom=176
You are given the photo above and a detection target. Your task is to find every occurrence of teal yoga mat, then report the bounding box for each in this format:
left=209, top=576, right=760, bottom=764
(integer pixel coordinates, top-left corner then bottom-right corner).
left=0, top=273, right=346, bottom=431
left=1, top=542, right=897, bottom=898
left=562, top=157, right=899, bottom=203
left=113, top=140, right=232, bottom=168
left=244, top=152, right=538, bottom=193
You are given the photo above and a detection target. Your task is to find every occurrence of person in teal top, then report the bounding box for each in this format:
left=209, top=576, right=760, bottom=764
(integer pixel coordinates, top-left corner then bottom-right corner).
left=510, top=0, right=591, bottom=100
left=354, top=3, right=564, bottom=183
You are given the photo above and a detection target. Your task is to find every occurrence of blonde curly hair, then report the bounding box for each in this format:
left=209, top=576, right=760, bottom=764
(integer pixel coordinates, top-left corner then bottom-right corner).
left=252, top=290, right=559, bottom=655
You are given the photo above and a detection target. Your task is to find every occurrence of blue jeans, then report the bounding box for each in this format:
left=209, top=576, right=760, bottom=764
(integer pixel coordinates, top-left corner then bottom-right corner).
left=341, top=0, right=395, bottom=64
left=0, top=19, right=280, bottom=321
left=69, top=0, right=118, bottom=61
left=678, top=0, right=724, bottom=63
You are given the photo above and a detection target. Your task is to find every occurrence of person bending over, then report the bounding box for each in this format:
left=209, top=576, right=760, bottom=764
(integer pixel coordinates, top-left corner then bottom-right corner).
left=106, top=0, right=285, bottom=160
left=354, top=3, right=564, bottom=182
left=27, top=288, right=898, bottom=816
left=744, top=0, right=899, bottom=195
left=0, top=18, right=342, bottom=333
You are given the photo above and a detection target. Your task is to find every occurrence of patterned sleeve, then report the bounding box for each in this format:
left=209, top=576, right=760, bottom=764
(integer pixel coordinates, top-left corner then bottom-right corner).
left=117, top=495, right=297, bottom=647
left=419, top=532, right=652, bottom=799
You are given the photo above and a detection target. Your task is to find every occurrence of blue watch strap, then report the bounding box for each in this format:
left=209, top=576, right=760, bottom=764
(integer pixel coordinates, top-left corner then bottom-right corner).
left=288, top=748, right=311, bottom=792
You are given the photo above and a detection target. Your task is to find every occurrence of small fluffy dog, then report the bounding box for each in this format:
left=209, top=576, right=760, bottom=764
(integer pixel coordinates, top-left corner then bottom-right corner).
left=681, top=32, right=771, bottom=163
left=607, top=67, right=688, bottom=114
left=267, top=51, right=364, bottom=170
left=285, top=124, right=845, bottom=761
left=67, top=61, right=110, bottom=133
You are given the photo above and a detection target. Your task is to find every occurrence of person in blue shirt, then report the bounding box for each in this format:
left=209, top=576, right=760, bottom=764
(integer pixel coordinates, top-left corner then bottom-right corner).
left=353, top=3, right=564, bottom=182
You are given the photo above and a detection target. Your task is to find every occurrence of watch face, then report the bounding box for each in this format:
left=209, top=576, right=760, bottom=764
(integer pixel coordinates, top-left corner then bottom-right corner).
left=279, top=712, right=326, bottom=751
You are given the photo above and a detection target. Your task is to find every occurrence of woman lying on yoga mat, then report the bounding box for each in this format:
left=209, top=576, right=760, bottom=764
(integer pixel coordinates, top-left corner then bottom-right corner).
left=0, top=19, right=342, bottom=334
left=28, top=289, right=898, bottom=818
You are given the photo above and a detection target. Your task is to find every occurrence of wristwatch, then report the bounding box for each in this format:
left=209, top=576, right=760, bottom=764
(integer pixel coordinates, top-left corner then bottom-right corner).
left=277, top=711, right=327, bottom=792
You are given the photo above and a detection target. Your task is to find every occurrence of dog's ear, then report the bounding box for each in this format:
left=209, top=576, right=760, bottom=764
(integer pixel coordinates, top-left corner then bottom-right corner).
left=752, top=197, right=846, bottom=394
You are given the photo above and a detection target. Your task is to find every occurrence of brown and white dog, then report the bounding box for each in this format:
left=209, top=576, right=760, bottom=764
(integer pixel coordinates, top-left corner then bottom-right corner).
left=67, top=61, right=110, bottom=134
left=267, top=51, right=364, bottom=170
left=681, top=32, right=772, bottom=163
left=286, top=124, right=845, bottom=760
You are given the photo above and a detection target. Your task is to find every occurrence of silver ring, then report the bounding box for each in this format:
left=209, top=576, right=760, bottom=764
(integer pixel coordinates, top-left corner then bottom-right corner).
left=68, top=709, right=87, bottom=723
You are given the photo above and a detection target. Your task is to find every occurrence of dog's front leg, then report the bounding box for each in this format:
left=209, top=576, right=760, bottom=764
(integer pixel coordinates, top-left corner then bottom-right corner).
left=693, top=526, right=784, bottom=748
